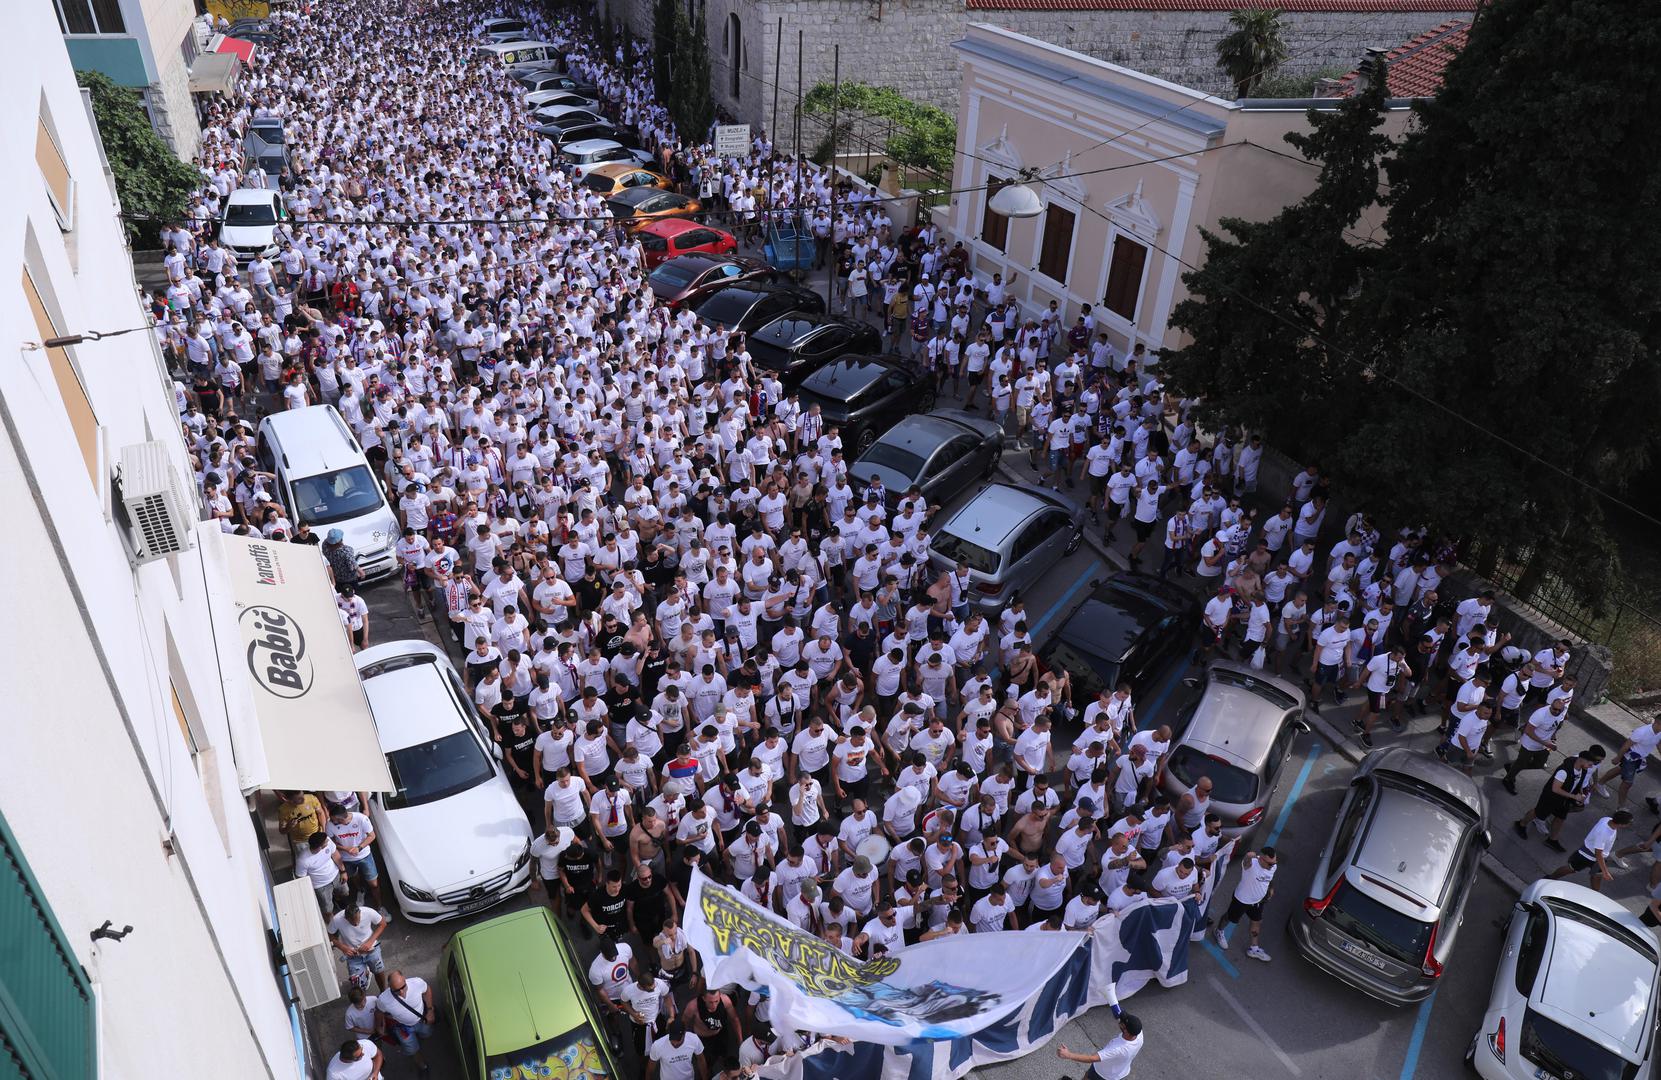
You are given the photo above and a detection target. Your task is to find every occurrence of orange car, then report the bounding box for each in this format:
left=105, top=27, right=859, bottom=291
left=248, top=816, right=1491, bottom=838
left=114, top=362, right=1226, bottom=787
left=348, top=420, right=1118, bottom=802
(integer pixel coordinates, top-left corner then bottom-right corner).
left=581, top=163, right=671, bottom=199
left=606, top=188, right=700, bottom=230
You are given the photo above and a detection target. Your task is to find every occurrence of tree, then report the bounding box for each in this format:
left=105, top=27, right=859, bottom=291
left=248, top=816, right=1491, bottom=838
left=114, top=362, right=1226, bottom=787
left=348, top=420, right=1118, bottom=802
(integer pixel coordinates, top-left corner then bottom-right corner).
left=75, top=70, right=198, bottom=247
left=652, top=0, right=676, bottom=101
left=669, top=7, right=715, bottom=142
left=1215, top=8, right=1290, bottom=98
left=1167, top=0, right=1661, bottom=604
left=801, top=82, right=956, bottom=181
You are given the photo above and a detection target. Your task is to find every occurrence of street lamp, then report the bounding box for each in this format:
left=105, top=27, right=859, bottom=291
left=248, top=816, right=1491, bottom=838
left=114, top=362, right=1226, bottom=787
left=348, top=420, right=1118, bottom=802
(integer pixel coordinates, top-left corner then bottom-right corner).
left=988, top=172, right=1044, bottom=219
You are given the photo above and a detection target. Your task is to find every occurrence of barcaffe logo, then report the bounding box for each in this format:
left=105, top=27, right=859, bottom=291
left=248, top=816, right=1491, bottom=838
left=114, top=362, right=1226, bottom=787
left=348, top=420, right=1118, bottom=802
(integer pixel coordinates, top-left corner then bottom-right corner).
left=241, top=604, right=313, bottom=698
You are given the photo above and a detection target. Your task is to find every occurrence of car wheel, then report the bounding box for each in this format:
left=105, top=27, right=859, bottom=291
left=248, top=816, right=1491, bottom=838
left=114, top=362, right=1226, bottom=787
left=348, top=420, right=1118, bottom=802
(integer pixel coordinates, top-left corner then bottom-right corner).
left=1063, top=528, right=1082, bottom=556
left=983, top=448, right=1001, bottom=478
left=915, top=388, right=936, bottom=412
left=854, top=427, right=876, bottom=455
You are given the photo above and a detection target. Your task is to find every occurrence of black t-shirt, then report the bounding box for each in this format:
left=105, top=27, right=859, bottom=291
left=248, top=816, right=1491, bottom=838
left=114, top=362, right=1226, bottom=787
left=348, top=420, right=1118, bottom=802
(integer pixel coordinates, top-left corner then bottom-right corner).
left=639, top=653, right=668, bottom=700
left=561, top=846, right=596, bottom=893
left=598, top=631, right=627, bottom=658
left=502, top=723, right=538, bottom=780
left=588, top=886, right=628, bottom=928
left=847, top=630, right=878, bottom=673
left=574, top=574, right=605, bottom=612
left=670, top=856, right=698, bottom=901
left=626, top=876, right=671, bottom=934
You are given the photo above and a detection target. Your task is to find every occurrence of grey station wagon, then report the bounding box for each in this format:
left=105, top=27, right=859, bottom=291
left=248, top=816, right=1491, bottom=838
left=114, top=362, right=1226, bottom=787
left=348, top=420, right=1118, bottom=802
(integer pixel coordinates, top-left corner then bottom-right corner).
left=926, top=483, right=1084, bottom=614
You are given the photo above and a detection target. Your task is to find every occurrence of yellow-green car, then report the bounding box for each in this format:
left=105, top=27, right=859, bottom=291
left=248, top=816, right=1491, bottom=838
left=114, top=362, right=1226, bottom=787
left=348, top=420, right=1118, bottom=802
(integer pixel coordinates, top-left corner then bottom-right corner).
left=438, top=906, right=622, bottom=1080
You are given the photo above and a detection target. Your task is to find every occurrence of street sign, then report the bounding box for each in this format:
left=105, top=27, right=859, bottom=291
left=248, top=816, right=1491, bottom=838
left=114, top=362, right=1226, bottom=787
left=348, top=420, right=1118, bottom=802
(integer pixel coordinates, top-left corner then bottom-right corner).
left=714, top=124, right=751, bottom=157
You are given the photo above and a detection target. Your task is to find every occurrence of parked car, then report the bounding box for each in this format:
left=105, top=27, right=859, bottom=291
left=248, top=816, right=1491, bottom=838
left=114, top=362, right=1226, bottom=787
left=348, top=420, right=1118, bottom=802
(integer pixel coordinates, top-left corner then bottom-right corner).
left=583, top=163, right=673, bottom=201
left=477, top=40, right=558, bottom=70
left=1035, top=571, right=1197, bottom=705
left=744, top=310, right=878, bottom=387
left=797, top=357, right=937, bottom=456
left=520, top=72, right=598, bottom=99
left=220, top=188, right=287, bottom=263
left=532, top=120, right=620, bottom=147
left=647, top=252, right=775, bottom=308
left=693, top=284, right=827, bottom=338
left=606, top=188, right=700, bottom=229
left=355, top=641, right=535, bottom=923
left=637, top=219, right=737, bottom=268
left=523, top=89, right=599, bottom=112
left=1469, top=879, right=1660, bottom=1079
left=1159, top=662, right=1310, bottom=836
left=531, top=103, right=603, bottom=127
left=255, top=404, right=398, bottom=580
left=226, top=18, right=277, bottom=45
left=927, top=483, right=1084, bottom=613
left=1290, top=747, right=1490, bottom=1004
left=440, top=907, right=624, bottom=1079
left=480, top=16, right=530, bottom=41
left=509, top=64, right=566, bottom=89
left=242, top=123, right=287, bottom=181
left=847, top=408, right=1003, bottom=504
left=560, top=138, right=655, bottom=177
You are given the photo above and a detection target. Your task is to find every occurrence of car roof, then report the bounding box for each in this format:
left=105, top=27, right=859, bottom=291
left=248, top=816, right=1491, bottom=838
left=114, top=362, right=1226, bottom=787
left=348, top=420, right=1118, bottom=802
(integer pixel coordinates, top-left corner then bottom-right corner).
left=611, top=187, right=676, bottom=208
left=260, top=404, right=358, bottom=476
left=227, top=188, right=278, bottom=205
left=354, top=642, right=470, bottom=752
left=1180, top=679, right=1291, bottom=771
left=1537, top=898, right=1658, bottom=1056
left=1055, top=573, right=1191, bottom=662
left=1362, top=746, right=1487, bottom=819
left=751, top=310, right=845, bottom=344
left=941, top=483, right=1057, bottom=546
left=1350, top=785, right=1470, bottom=911
left=653, top=252, right=730, bottom=273
left=563, top=138, right=623, bottom=154
left=450, top=907, right=592, bottom=1054
left=802, top=356, right=891, bottom=397
left=869, top=413, right=973, bottom=454
left=591, top=161, right=655, bottom=179
left=639, top=218, right=702, bottom=238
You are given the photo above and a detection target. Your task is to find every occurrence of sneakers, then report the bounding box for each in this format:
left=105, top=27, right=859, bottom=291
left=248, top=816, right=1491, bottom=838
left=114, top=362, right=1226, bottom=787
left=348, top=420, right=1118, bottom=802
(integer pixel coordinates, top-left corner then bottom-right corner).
left=1512, top=821, right=1528, bottom=840
left=1647, top=796, right=1660, bottom=815
left=1388, top=717, right=1406, bottom=734
left=1610, top=856, right=1631, bottom=870
left=1246, top=945, right=1272, bottom=963
left=1309, top=700, right=1322, bottom=715
left=1532, top=818, right=1550, bottom=835
left=1502, top=778, right=1519, bottom=796
left=1479, top=747, right=1494, bottom=760
left=1360, top=733, right=1374, bottom=749
left=1212, top=928, right=1230, bottom=949
left=1545, top=838, right=1567, bottom=854
left=1595, top=783, right=1613, bottom=798
left=1351, top=717, right=1365, bottom=733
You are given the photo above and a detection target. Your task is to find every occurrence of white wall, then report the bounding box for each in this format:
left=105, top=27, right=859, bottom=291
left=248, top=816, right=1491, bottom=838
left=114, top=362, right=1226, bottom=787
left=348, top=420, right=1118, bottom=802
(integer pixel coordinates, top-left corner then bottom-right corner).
left=1, top=5, right=299, bottom=1078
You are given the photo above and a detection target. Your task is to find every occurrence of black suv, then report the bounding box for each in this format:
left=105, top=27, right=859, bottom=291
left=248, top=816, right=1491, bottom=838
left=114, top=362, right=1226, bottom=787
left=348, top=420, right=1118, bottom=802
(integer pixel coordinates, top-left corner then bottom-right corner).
left=746, top=314, right=884, bottom=391
left=692, top=283, right=826, bottom=336
left=796, top=354, right=933, bottom=454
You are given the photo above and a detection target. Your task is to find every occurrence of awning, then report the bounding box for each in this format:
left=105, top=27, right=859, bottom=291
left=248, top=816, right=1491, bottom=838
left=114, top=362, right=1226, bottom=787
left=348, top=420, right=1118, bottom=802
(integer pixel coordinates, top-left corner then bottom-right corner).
left=215, top=35, right=256, bottom=65
left=188, top=52, right=242, bottom=95
left=213, top=532, right=393, bottom=792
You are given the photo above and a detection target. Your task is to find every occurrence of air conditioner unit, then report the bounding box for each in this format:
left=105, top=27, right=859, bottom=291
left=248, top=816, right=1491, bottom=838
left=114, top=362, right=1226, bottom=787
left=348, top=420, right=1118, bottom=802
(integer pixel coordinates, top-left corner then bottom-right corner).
left=115, top=440, right=196, bottom=563
left=273, top=877, right=340, bottom=1009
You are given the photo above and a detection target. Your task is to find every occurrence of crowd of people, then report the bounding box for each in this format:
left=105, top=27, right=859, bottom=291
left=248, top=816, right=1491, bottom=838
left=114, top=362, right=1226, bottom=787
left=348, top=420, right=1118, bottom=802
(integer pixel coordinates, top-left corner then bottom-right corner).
left=148, top=2, right=1650, bottom=1079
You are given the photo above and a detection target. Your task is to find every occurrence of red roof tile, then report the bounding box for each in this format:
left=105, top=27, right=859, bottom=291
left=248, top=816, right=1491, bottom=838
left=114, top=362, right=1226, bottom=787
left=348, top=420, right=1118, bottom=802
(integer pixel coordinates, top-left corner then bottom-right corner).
left=1331, top=18, right=1469, bottom=97
left=967, top=0, right=1477, bottom=10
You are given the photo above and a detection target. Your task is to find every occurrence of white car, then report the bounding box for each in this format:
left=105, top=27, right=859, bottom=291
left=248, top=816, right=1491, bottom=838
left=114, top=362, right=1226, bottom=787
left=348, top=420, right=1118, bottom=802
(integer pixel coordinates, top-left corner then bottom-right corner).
left=524, top=89, right=598, bottom=111
left=356, top=641, right=534, bottom=923
left=220, top=188, right=286, bottom=263
left=1469, top=878, right=1660, bottom=1079
left=561, top=139, right=655, bottom=179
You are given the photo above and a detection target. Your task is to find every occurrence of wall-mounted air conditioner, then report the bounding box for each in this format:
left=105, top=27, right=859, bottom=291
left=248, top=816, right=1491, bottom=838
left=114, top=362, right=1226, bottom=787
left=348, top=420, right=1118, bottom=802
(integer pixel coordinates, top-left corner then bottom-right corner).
left=115, top=440, right=196, bottom=563
left=273, top=877, right=339, bottom=1010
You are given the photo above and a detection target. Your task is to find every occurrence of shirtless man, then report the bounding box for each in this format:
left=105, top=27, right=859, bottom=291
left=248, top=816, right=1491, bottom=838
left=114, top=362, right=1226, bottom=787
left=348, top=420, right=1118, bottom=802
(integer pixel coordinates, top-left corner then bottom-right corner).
left=630, top=806, right=668, bottom=876
left=1006, top=804, right=1054, bottom=861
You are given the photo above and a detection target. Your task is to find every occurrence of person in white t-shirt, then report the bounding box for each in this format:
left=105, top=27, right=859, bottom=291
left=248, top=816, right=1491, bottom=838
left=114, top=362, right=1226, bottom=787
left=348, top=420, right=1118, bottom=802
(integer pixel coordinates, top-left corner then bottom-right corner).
left=1548, top=811, right=1631, bottom=893
left=646, top=1022, right=705, bottom=1080
left=1057, top=1013, right=1144, bottom=1079
left=325, top=1038, right=383, bottom=1080
left=1596, top=715, right=1661, bottom=811
left=1213, top=848, right=1277, bottom=962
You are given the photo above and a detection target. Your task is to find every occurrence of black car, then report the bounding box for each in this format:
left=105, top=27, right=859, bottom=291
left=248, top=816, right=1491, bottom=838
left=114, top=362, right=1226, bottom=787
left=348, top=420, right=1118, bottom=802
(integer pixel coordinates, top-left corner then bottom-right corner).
left=692, top=283, right=826, bottom=336
left=510, top=64, right=567, bottom=88
left=799, top=356, right=941, bottom=456
left=532, top=120, right=621, bottom=147
left=746, top=312, right=882, bottom=390
left=647, top=254, right=777, bottom=308
left=1037, top=572, right=1199, bottom=707
left=848, top=409, right=1004, bottom=504
left=528, top=73, right=600, bottom=98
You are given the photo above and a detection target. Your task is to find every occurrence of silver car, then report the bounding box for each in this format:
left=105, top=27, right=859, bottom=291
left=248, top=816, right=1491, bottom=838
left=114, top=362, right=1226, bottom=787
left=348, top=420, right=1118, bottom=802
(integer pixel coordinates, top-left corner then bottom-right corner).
left=1290, top=747, right=1490, bottom=1005
left=847, top=410, right=1004, bottom=511
left=926, top=482, right=1084, bottom=614
left=1470, top=879, right=1659, bottom=1079
left=1159, top=662, right=1309, bottom=836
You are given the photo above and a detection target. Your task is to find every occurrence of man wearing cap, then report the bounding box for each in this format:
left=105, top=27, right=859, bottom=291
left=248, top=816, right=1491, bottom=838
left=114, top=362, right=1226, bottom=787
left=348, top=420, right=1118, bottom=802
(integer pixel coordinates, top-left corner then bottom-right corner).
left=322, top=528, right=361, bottom=589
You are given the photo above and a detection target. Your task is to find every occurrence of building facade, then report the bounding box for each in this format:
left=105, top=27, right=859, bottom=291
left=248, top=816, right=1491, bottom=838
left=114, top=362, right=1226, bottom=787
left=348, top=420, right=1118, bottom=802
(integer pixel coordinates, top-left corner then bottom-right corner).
left=939, top=23, right=1413, bottom=356
left=601, top=0, right=1472, bottom=149
left=52, top=0, right=204, bottom=158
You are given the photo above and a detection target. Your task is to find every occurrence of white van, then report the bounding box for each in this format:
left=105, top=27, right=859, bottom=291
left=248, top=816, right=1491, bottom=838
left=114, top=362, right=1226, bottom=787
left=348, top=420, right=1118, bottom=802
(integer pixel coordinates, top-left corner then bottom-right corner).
left=256, top=405, right=398, bottom=580
left=475, top=40, right=557, bottom=69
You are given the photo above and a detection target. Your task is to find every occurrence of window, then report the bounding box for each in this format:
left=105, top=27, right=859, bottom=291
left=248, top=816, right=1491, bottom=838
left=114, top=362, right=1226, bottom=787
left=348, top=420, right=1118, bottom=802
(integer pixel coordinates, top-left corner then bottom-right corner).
left=22, top=270, right=98, bottom=483
left=1037, top=203, right=1075, bottom=284
left=1104, top=233, right=1149, bottom=321
left=55, top=0, right=126, bottom=35
left=37, top=116, right=74, bottom=230
left=981, top=175, right=1009, bottom=252
left=0, top=810, right=97, bottom=1080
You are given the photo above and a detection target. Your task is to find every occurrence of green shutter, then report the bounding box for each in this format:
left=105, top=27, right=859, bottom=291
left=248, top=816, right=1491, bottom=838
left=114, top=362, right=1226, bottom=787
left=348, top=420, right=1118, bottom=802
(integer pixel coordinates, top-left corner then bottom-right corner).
left=0, top=812, right=95, bottom=1080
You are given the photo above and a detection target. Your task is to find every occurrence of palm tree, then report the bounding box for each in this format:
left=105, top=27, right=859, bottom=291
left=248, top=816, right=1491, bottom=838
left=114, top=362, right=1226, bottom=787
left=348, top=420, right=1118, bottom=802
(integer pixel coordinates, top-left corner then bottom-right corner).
left=1216, top=8, right=1291, bottom=98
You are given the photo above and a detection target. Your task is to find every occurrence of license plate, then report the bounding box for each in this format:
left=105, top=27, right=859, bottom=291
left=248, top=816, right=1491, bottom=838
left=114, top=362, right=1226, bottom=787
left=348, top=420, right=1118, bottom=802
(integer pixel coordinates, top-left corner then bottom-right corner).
left=1337, top=939, right=1390, bottom=971
left=1535, top=1069, right=1558, bottom=1080
left=456, top=893, right=499, bottom=915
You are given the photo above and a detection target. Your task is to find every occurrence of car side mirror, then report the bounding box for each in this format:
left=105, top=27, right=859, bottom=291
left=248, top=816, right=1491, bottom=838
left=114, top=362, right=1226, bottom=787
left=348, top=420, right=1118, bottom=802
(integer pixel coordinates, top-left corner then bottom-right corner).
left=1292, top=719, right=1311, bottom=734
left=1480, top=828, right=1493, bottom=849
left=1181, top=677, right=1200, bottom=690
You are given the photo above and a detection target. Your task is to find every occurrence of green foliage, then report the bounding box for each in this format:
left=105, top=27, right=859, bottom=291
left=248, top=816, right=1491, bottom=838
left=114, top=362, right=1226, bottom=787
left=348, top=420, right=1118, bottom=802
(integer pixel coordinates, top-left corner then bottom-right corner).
left=1216, top=8, right=1290, bottom=98
left=652, top=0, right=676, bottom=99
left=1249, top=65, right=1350, bottom=99
left=667, top=7, right=714, bottom=141
left=802, top=81, right=956, bottom=176
left=1166, top=0, right=1661, bottom=603
left=75, top=70, right=197, bottom=247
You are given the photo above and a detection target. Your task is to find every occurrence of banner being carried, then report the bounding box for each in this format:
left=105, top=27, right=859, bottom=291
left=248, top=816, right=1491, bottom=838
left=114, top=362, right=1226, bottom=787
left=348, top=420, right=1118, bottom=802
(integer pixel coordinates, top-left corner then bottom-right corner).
left=681, top=870, right=1084, bottom=1046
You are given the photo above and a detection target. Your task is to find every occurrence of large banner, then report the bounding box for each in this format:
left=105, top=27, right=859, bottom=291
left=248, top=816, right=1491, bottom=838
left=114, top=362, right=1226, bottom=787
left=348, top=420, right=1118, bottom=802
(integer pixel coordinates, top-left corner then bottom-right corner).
left=739, top=840, right=1240, bottom=1080
left=682, top=871, right=1083, bottom=1045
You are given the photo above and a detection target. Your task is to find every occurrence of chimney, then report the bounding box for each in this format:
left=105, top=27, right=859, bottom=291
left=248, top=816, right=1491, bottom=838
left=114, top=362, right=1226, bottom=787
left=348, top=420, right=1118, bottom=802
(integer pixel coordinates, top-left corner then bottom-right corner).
left=1354, top=46, right=1390, bottom=94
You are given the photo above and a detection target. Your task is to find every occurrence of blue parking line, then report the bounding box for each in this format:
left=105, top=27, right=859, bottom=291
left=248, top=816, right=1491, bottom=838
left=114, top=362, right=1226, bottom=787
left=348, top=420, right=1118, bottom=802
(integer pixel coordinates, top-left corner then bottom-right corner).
left=1264, top=742, right=1324, bottom=848
left=1030, top=560, right=1103, bottom=639
left=1398, top=989, right=1439, bottom=1080
left=1201, top=939, right=1241, bottom=979
left=1138, top=660, right=1188, bottom=730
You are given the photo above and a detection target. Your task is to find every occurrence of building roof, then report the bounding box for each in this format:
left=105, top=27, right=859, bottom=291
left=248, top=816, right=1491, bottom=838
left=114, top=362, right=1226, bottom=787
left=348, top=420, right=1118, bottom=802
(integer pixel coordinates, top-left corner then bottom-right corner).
left=968, top=0, right=1477, bottom=10
left=1331, top=18, right=1470, bottom=97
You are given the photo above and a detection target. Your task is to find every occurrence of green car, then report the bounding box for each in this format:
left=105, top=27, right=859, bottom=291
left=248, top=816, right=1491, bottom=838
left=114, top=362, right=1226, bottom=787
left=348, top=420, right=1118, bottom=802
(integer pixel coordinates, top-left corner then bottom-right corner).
left=438, top=906, right=622, bottom=1080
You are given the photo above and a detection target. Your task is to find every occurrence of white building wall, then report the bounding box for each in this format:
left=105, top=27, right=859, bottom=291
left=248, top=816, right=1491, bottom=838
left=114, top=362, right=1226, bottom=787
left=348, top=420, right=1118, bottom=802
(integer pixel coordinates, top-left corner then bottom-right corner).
left=133, top=0, right=202, bottom=159
left=1, top=5, right=299, bottom=1078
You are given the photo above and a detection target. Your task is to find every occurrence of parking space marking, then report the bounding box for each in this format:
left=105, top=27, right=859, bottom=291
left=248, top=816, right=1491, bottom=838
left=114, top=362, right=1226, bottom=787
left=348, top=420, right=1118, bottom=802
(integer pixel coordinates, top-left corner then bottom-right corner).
left=1397, top=989, right=1439, bottom=1080
left=1265, top=742, right=1325, bottom=848
left=1138, top=658, right=1188, bottom=730
left=1201, top=939, right=1241, bottom=979
left=1208, top=975, right=1303, bottom=1075
left=1030, top=559, right=1104, bottom=639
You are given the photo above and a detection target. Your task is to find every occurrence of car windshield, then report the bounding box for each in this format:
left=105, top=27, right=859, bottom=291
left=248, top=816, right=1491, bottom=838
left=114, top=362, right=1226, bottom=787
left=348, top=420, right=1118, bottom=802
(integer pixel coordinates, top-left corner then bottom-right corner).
left=225, top=202, right=276, bottom=225
left=486, top=1024, right=611, bottom=1079
left=1040, top=639, right=1116, bottom=705
left=859, top=443, right=925, bottom=480
left=252, top=125, right=284, bottom=144
left=290, top=465, right=383, bottom=525
left=1520, top=1010, right=1638, bottom=1080
left=650, top=261, right=704, bottom=289
left=583, top=173, right=617, bottom=193
left=1325, top=879, right=1434, bottom=966
left=931, top=530, right=1000, bottom=575
left=1167, top=745, right=1259, bottom=803
left=383, top=730, right=494, bottom=810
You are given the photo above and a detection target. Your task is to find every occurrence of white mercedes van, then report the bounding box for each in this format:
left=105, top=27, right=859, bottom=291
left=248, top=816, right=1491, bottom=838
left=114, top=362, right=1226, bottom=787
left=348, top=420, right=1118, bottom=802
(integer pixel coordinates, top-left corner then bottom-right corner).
left=256, top=405, right=398, bottom=580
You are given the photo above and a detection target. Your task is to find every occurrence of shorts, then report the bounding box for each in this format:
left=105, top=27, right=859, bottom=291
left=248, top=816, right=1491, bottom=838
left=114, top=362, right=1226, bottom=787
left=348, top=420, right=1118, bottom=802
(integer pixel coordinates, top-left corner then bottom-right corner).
left=1223, top=897, right=1265, bottom=924
left=1108, top=500, right=1127, bottom=521
left=389, top=1020, right=432, bottom=1056
left=1048, top=448, right=1067, bottom=471
left=1132, top=518, right=1155, bottom=542
left=1620, top=753, right=1648, bottom=784
left=1533, top=791, right=1574, bottom=822
left=1568, top=850, right=1601, bottom=873
left=1090, top=474, right=1108, bottom=497
left=343, top=852, right=380, bottom=884
left=346, top=945, right=386, bottom=981
left=1367, top=690, right=1392, bottom=712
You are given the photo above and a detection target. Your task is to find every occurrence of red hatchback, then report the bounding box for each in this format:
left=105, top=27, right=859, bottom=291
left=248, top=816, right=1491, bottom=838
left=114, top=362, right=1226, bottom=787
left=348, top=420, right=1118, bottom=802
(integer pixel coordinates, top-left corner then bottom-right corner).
left=637, top=219, right=737, bottom=268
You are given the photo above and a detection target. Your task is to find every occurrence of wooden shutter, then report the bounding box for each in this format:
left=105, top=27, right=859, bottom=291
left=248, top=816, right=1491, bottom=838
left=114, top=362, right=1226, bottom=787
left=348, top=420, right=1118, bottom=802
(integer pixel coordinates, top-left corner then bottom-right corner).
left=21, top=270, right=99, bottom=483
left=1104, top=234, right=1148, bottom=321
left=36, top=117, right=72, bottom=227
left=981, top=176, right=1009, bottom=252
left=1037, top=204, right=1075, bottom=284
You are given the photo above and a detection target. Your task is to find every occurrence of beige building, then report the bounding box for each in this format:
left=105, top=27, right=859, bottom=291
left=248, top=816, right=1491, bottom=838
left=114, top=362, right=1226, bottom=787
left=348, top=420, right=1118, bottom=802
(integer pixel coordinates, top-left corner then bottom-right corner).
left=942, top=23, right=1416, bottom=356
left=54, top=0, right=205, bottom=157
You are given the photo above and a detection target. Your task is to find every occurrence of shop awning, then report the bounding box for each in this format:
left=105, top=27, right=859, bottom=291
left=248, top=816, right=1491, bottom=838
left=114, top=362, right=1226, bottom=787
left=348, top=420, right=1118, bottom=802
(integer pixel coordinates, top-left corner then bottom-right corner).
left=213, top=532, right=392, bottom=792
left=215, top=35, right=257, bottom=64
left=188, top=52, right=242, bottom=95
